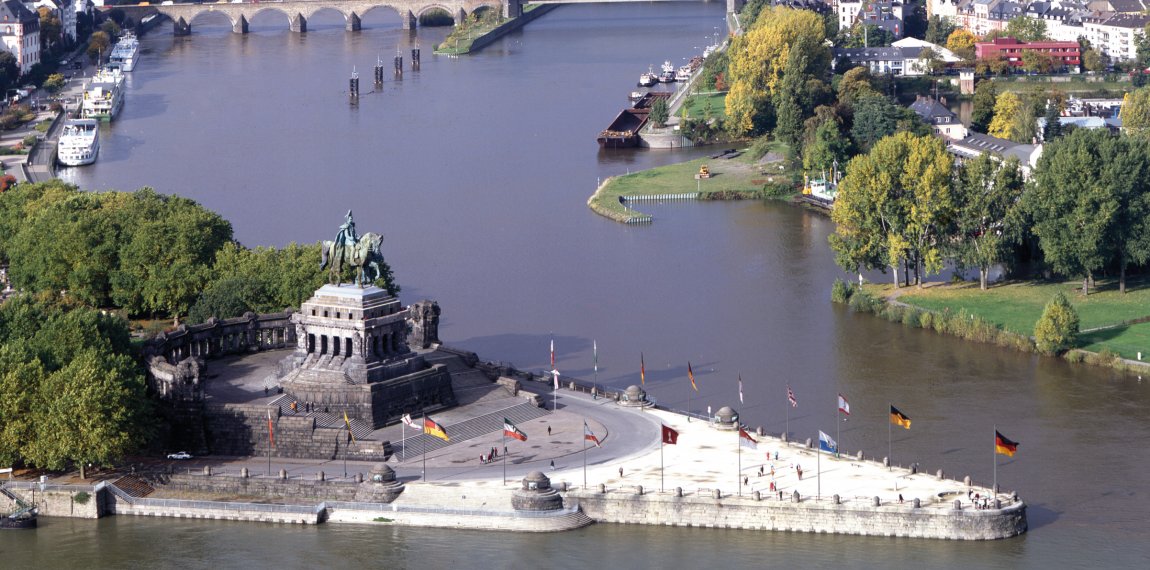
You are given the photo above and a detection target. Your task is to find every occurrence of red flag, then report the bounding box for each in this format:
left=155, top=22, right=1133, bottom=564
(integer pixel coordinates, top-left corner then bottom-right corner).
left=787, top=385, right=797, bottom=408
left=584, top=421, right=601, bottom=447
left=739, top=427, right=757, bottom=450
left=838, top=393, right=850, bottom=415
left=688, top=361, right=697, bottom=392
left=504, top=418, right=528, bottom=442
left=267, top=409, right=275, bottom=449
left=640, top=352, right=646, bottom=386
left=661, top=424, right=679, bottom=445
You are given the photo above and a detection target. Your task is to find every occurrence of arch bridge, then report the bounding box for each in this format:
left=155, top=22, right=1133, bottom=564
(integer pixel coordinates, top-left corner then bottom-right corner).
left=140, top=0, right=520, bottom=35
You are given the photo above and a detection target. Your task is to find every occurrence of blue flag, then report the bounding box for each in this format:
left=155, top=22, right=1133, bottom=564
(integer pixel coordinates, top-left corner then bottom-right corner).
left=818, top=430, right=837, bottom=454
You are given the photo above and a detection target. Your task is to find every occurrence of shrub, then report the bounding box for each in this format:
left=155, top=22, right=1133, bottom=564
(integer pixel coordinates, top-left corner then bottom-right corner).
left=1064, top=350, right=1085, bottom=364
left=918, top=311, right=934, bottom=330
left=74, top=491, right=90, bottom=504
left=901, top=307, right=921, bottom=328
left=747, top=134, right=772, bottom=160
left=831, top=278, right=853, bottom=304
left=22, top=134, right=37, bottom=147
left=1034, top=292, right=1079, bottom=355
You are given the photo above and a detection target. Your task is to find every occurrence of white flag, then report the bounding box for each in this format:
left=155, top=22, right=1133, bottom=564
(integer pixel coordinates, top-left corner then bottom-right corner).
left=401, top=413, right=415, bottom=428
left=838, top=393, right=850, bottom=416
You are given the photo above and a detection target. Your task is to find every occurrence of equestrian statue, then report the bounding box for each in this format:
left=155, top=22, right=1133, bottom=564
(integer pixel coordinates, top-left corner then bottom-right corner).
left=320, top=210, right=389, bottom=288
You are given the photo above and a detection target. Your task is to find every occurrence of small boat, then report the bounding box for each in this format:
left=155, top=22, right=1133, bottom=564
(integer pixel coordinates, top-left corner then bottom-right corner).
left=57, top=118, right=101, bottom=166
left=1, top=502, right=37, bottom=530
left=629, top=91, right=646, bottom=103
left=638, top=66, right=657, bottom=87
left=659, top=60, right=676, bottom=83
left=676, top=65, right=692, bottom=82
left=802, top=177, right=838, bottom=206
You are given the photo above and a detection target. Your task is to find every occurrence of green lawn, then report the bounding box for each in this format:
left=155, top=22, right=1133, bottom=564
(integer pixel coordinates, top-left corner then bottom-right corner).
left=990, top=77, right=1132, bottom=95
left=680, top=92, right=727, bottom=120
left=588, top=141, right=796, bottom=221
left=897, top=277, right=1150, bottom=358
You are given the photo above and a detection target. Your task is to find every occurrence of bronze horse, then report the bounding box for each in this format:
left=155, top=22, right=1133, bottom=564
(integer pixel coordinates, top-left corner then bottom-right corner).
left=320, top=232, right=385, bottom=288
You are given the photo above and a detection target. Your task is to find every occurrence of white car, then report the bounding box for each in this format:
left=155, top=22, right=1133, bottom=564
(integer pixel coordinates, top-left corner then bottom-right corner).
left=167, top=451, right=192, bottom=460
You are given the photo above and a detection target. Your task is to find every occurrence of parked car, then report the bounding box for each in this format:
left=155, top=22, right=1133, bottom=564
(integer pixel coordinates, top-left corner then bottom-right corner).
left=167, top=451, right=193, bottom=460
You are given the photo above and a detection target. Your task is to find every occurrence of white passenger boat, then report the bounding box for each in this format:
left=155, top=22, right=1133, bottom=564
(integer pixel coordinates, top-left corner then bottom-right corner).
left=109, top=33, right=140, bottom=72
left=81, top=67, right=126, bottom=121
left=56, top=118, right=100, bottom=166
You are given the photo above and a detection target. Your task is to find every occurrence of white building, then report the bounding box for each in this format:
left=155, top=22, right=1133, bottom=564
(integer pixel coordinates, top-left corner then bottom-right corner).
left=1083, top=12, right=1149, bottom=61
left=0, top=0, right=41, bottom=75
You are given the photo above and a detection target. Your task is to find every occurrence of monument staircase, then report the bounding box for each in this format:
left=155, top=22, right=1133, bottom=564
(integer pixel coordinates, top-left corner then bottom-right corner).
left=268, top=394, right=376, bottom=440
left=397, top=401, right=550, bottom=458
left=111, top=475, right=156, bottom=498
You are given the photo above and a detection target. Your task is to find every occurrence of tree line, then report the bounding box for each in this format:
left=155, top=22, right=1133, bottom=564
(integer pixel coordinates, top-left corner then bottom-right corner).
left=830, top=128, right=1150, bottom=294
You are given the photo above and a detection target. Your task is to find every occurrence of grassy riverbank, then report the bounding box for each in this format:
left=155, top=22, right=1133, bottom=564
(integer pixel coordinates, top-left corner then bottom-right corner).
left=588, top=140, right=799, bottom=223
left=891, top=277, right=1150, bottom=360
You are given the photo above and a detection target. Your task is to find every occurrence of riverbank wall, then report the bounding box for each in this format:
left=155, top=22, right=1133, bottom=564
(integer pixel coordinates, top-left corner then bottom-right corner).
left=2, top=482, right=106, bottom=519
left=451, top=5, right=559, bottom=55
left=565, top=487, right=1027, bottom=540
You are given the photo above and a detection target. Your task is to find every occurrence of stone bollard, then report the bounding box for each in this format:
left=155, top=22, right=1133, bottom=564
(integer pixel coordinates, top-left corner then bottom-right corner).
left=713, top=489, right=721, bottom=499
left=873, top=496, right=881, bottom=507
left=203, top=466, right=212, bottom=476
left=279, top=469, right=287, bottom=480
left=781, top=432, right=788, bottom=442
left=240, top=467, right=249, bottom=479
left=883, top=457, right=889, bottom=467
left=598, top=484, right=606, bottom=494
left=636, top=485, right=644, bottom=496
left=913, top=498, right=921, bottom=508
left=964, top=475, right=972, bottom=486
left=675, top=487, right=683, bottom=497
left=994, top=483, right=1000, bottom=494
left=753, top=491, right=760, bottom=501
left=559, top=482, right=568, bottom=492
left=356, top=473, right=363, bottom=483
left=856, top=450, right=863, bottom=460
left=317, top=471, right=325, bottom=481
left=910, top=463, right=918, bottom=474
left=833, top=494, right=841, bottom=505
left=936, top=469, right=944, bottom=479
left=792, top=491, right=800, bottom=503
left=805, top=437, right=813, bottom=448
left=756, top=426, right=764, bottom=436
left=994, top=499, right=1001, bottom=509
left=954, top=499, right=962, bottom=510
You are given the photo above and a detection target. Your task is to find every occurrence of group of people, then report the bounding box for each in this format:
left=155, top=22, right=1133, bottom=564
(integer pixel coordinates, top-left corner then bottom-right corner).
left=968, top=490, right=996, bottom=510
left=289, top=401, right=319, bottom=414
left=479, top=446, right=507, bottom=464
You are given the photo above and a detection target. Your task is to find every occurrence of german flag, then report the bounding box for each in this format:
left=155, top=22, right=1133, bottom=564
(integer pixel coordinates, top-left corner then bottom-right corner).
left=640, top=352, right=646, bottom=386
left=889, top=405, right=911, bottom=429
left=688, top=361, right=698, bottom=392
left=424, top=416, right=449, bottom=441
left=995, top=430, right=1018, bottom=457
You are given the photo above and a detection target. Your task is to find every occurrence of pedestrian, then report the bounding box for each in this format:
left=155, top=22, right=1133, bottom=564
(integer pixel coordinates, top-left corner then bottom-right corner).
left=619, top=467, right=624, bottom=478
left=796, top=465, right=803, bottom=480
left=774, top=451, right=778, bottom=461
left=504, top=446, right=508, bottom=455
left=898, top=494, right=904, bottom=504
left=291, top=401, right=297, bottom=413
left=480, top=455, right=485, bottom=464
left=264, top=386, right=269, bottom=396
left=548, top=426, right=552, bottom=436
left=550, top=460, right=555, bottom=469
left=743, top=476, right=748, bottom=486
left=769, top=481, right=775, bottom=492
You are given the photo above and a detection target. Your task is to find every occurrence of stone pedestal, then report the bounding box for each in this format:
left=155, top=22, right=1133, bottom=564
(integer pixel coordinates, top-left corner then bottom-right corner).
left=512, top=471, right=564, bottom=511
left=617, top=385, right=652, bottom=408
left=353, top=463, right=405, bottom=503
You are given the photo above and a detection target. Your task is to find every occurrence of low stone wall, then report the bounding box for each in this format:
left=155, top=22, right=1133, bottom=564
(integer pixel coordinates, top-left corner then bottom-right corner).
left=108, top=496, right=322, bottom=525
left=326, top=503, right=593, bottom=533
left=464, top=5, right=559, bottom=54
left=164, top=472, right=363, bottom=502
left=4, top=485, right=106, bottom=519
left=564, top=489, right=1027, bottom=540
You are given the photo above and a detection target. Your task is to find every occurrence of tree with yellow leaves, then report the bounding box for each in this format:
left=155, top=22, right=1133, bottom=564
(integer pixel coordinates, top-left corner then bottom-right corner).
left=725, top=6, right=829, bottom=136
left=946, top=29, right=977, bottom=60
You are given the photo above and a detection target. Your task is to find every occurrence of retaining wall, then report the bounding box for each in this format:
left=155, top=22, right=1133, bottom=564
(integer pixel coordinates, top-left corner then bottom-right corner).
left=3, top=484, right=106, bottom=519
left=565, top=489, right=1027, bottom=540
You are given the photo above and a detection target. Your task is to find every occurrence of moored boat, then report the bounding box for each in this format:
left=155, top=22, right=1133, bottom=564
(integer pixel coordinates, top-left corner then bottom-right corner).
left=109, top=33, right=140, bottom=72
left=81, top=67, right=126, bottom=121
left=56, top=118, right=101, bottom=166
left=659, top=60, right=676, bottom=83
left=638, top=67, right=657, bottom=87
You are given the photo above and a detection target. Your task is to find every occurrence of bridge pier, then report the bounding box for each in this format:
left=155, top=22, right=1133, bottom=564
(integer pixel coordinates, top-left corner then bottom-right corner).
left=291, top=14, right=307, bottom=33
left=727, top=0, right=745, bottom=15
left=401, top=10, right=416, bottom=30
left=455, top=8, right=466, bottom=26
left=233, top=15, right=248, bottom=34
left=347, top=12, right=361, bottom=32
left=504, top=0, right=522, bottom=19
left=173, top=17, right=191, bottom=36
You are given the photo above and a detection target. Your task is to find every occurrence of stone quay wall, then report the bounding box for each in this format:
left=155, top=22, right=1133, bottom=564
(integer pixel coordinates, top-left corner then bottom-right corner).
left=163, top=472, right=364, bottom=502
left=462, top=4, right=558, bottom=54
left=106, top=491, right=324, bottom=525
left=564, top=489, right=1027, bottom=541
left=3, top=483, right=107, bottom=519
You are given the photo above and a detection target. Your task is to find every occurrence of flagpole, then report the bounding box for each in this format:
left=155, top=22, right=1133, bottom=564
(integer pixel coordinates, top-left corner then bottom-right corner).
left=688, top=381, right=692, bottom=423
left=993, top=424, right=997, bottom=498
left=836, top=398, right=841, bottom=459
left=268, top=414, right=273, bottom=477
left=421, top=407, right=427, bottom=482
left=660, top=433, right=665, bottom=493
left=502, top=429, right=507, bottom=485
left=817, top=430, right=821, bottom=501
left=785, top=390, right=790, bottom=441
left=738, top=427, right=743, bottom=497
left=888, top=402, right=892, bottom=471
left=583, top=419, right=588, bottom=489
left=401, top=421, right=406, bottom=462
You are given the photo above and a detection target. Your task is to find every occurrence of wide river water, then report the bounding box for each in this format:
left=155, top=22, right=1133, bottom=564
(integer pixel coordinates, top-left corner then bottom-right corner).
left=7, top=4, right=1146, bottom=567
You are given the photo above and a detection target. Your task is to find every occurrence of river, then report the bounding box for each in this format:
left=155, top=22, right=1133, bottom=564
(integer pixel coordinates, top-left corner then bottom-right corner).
left=18, top=3, right=1147, bottom=566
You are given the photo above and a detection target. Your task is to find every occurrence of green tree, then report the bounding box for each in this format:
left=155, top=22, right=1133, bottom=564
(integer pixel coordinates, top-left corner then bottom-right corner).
left=1021, top=50, right=1055, bottom=74
left=988, top=91, right=1036, bottom=142
left=926, top=16, right=958, bottom=46
left=970, top=79, right=996, bottom=133
left=725, top=6, right=829, bottom=136
left=38, top=8, right=62, bottom=54
left=802, top=115, right=850, bottom=175
left=1043, top=100, right=1063, bottom=142
left=650, top=97, right=669, bottom=128
left=87, top=31, right=110, bottom=61
left=0, top=50, right=18, bottom=95
left=1026, top=129, right=1123, bottom=295
left=837, top=23, right=894, bottom=48
left=830, top=132, right=954, bottom=287
left=43, top=74, right=66, bottom=94
left=1034, top=292, right=1079, bottom=355
left=1005, top=17, right=1047, bottom=42
left=952, top=155, right=1025, bottom=289
left=1082, top=48, right=1104, bottom=73
left=1120, top=87, right=1150, bottom=136
left=836, top=66, right=879, bottom=109
left=849, top=95, right=926, bottom=152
